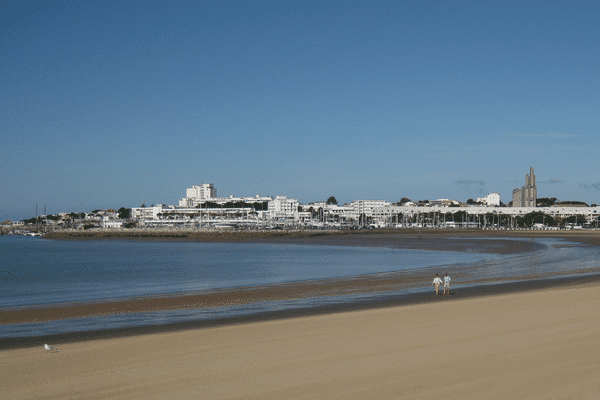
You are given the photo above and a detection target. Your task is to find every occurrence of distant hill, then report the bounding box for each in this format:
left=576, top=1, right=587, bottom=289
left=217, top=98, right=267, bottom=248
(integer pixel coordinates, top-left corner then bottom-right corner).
left=551, top=201, right=589, bottom=207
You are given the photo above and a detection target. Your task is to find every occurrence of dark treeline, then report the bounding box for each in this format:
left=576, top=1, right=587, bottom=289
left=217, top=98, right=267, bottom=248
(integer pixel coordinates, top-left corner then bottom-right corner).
left=196, top=201, right=269, bottom=210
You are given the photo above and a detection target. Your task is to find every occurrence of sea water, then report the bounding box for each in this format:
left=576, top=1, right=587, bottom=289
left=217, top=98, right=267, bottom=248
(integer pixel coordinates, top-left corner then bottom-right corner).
left=1, top=235, right=599, bottom=338
left=1, top=235, right=496, bottom=309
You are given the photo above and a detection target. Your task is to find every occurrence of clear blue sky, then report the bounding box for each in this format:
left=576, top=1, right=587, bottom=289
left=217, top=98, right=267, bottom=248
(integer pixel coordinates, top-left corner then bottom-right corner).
left=2, top=0, right=599, bottom=220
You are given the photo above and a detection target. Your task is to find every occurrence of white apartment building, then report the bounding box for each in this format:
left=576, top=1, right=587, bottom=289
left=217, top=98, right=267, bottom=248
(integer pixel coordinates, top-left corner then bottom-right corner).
left=131, top=205, right=166, bottom=222
left=179, top=183, right=217, bottom=207
left=268, top=196, right=299, bottom=221
left=476, top=192, right=501, bottom=206
left=350, top=200, right=392, bottom=220
left=187, top=183, right=216, bottom=200
left=323, top=204, right=354, bottom=223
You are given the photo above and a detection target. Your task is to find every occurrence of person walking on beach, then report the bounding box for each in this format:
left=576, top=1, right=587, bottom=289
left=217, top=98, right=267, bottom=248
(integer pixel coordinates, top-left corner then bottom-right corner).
left=432, top=274, right=443, bottom=296
left=443, top=273, right=451, bottom=295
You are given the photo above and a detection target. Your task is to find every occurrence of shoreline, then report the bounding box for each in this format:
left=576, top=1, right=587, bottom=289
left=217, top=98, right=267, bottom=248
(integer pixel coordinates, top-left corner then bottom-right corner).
left=1, top=234, right=546, bottom=324
left=41, top=226, right=600, bottom=243
left=2, top=231, right=599, bottom=350
left=3, top=272, right=600, bottom=350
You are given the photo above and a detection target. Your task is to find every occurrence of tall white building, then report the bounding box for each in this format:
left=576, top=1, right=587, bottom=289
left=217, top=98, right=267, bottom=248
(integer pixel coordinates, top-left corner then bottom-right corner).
left=179, top=183, right=216, bottom=207
left=186, top=184, right=216, bottom=200
left=486, top=192, right=501, bottom=206
left=477, top=192, right=501, bottom=206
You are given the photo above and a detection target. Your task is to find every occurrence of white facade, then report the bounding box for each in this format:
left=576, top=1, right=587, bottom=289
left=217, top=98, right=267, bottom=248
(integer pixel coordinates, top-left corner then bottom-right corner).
left=186, top=183, right=216, bottom=200
left=486, top=192, right=500, bottom=206
left=131, top=205, right=165, bottom=222
left=370, top=205, right=600, bottom=227
left=133, top=196, right=302, bottom=226
left=477, top=193, right=501, bottom=206
left=102, top=215, right=123, bottom=228
left=208, top=195, right=272, bottom=205
left=350, top=200, right=392, bottom=219
left=180, top=183, right=217, bottom=207
left=268, top=196, right=299, bottom=220
left=129, top=201, right=600, bottom=228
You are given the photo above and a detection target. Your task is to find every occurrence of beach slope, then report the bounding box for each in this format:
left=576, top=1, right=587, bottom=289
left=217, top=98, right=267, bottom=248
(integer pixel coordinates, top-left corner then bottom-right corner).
left=2, top=283, right=600, bottom=399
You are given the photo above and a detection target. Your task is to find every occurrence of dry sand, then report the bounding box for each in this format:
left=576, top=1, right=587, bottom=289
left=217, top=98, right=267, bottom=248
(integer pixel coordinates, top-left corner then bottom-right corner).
left=3, top=282, right=600, bottom=399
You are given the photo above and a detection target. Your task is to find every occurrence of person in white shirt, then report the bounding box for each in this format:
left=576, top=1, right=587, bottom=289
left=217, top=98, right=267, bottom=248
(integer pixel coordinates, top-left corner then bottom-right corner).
left=432, top=274, right=443, bottom=295
left=443, top=273, right=451, bottom=295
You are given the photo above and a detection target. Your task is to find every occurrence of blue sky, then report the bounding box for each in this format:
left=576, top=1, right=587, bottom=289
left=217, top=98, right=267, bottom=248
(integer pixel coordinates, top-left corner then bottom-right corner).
left=2, top=0, right=599, bottom=220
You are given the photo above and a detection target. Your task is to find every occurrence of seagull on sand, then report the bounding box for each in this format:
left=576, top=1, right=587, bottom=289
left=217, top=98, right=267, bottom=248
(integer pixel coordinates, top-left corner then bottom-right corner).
left=44, top=344, right=57, bottom=351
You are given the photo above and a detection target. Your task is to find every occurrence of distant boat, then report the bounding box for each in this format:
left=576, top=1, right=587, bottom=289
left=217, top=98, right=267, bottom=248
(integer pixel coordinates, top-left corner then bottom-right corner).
left=25, top=232, right=42, bottom=236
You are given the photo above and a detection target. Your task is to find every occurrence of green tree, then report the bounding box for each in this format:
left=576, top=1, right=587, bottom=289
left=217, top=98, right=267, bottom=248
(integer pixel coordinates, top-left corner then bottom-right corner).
left=536, top=197, right=557, bottom=207
left=326, top=196, right=338, bottom=205
left=556, top=201, right=589, bottom=207
left=453, top=210, right=467, bottom=224
left=118, top=207, right=131, bottom=219
left=522, top=212, right=555, bottom=227
left=564, top=215, right=586, bottom=226
left=251, top=201, right=268, bottom=211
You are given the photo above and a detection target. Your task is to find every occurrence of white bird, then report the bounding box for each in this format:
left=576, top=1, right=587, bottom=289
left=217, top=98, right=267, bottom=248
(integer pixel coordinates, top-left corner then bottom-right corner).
left=44, top=344, right=57, bottom=351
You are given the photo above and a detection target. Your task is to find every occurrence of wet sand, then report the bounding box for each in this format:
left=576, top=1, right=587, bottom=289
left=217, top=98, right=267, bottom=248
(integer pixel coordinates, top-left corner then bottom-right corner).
left=42, top=226, right=600, bottom=245
left=3, top=280, right=600, bottom=399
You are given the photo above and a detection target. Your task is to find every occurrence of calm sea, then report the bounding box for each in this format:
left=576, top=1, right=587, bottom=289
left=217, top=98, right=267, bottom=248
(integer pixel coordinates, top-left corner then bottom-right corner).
left=1, top=235, right=599, bottom=338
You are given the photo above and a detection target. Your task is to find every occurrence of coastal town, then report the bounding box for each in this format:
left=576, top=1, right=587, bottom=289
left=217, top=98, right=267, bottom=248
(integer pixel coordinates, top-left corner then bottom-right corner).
left=3, top=168, right=600, bottom=234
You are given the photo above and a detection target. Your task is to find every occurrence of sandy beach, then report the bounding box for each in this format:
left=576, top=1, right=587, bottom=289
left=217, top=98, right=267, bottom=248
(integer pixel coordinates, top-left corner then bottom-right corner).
left=3, top=230, right=600, bottom=398
left=3, top=281, right=600, bottom=399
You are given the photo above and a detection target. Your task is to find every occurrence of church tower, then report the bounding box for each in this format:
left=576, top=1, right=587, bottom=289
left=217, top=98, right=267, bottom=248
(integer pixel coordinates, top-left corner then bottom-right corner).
left=525, top=167, right=537, bottom=207
left=512, top=167, right=537, bottom=207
